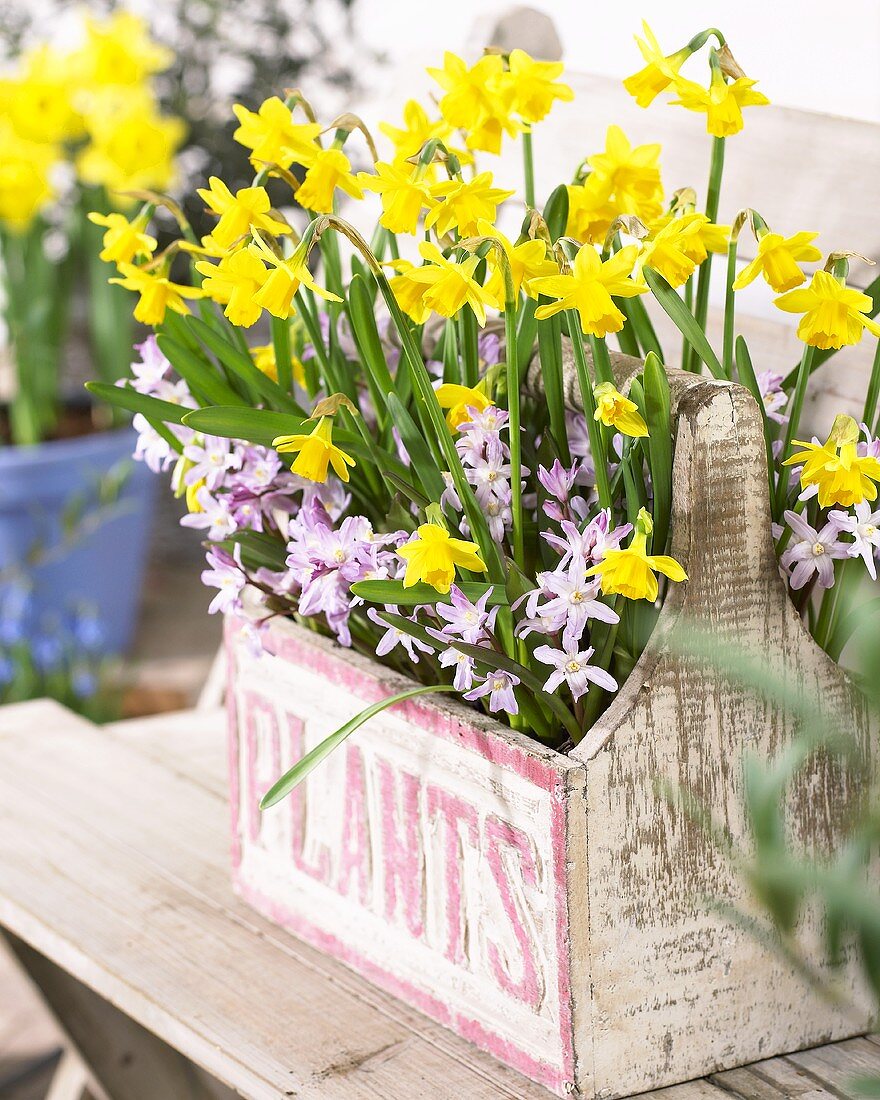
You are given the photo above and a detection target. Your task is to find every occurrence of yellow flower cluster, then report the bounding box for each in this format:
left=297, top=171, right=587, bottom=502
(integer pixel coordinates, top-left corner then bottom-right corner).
left=0, top=13, right=182, bottom=232
left=623, top=21, right=769, bottom=138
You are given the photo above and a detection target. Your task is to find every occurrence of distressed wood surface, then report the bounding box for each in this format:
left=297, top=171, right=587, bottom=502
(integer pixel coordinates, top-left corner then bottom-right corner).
left=0, top=700, right=552, bottom=1100
left=0, top=699, right=877, bottom=1100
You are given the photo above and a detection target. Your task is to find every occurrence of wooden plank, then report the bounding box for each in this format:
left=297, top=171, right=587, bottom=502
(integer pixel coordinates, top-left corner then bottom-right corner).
left=640, top=1079, right=730, bottom=1100
left=0, top=700, right=549, bottom=1100
left=711, top=1055, right=839, bottom=1100
left=786, top=1037, right=880, bottom=1095
left=0, top=941, right=61, bottom=1082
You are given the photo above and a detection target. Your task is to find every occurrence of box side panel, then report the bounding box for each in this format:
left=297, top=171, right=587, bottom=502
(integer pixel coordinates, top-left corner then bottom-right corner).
left=226, top=619, right=580, bottom=1096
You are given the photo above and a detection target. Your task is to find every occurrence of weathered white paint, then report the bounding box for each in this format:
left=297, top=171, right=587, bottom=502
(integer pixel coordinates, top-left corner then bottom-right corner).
left=228, top=362, right=877, bottom=1098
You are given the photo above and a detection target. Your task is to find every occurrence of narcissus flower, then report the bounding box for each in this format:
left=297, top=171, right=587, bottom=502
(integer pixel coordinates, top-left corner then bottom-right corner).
left=638, top=213, right=728, bottom=288
left=399, top=242, right=497, bottom=325
left=249, top=235, right=341, bottom=320
left=774, top=270, right=880, bottom=349
left=565, top=175, right=617, bottom=245
left=273, top=417, right=355, bottom=483
left=359, top=161, right=434, bottom=234
left=88, top=211, right=156, bottom=264
left=0, top=122, right=57, bottom=230
left=588, top=125, right=664, bottom=222
left=109, top=264, right=205, bottom=325
left=73, top=11, right=172, bottom=86
left=232, top=97, right=322, bottom=170
left=196, top=177, right=290, bottom=250
left=784, top=415, right=880, bottom=508
left=435, top=383, right=492, bottom=430
left=507, top=49, right=574, bottom=123
left=593, top=382, right=648, bottom=437
left=623, top=22, right=691, bottom=108
left=251, top=344, right=306, bottom=387
left=427, top=52, right=519, bottom=154
left=195, top=249, right=268, bottom=328
left=425, top=172, right=514, bottom=237
left=379, top=99, right=452, bottom=163
left=295, top=147, right=363, bottom=213
left=733, top=231, right=822, bottom=293
left=477, top=220, right=558, bottom=303
left=387, top=260, right=432, bottom=325
left=78, top=93, right=184, bottom=195
left=586, top=508, right=687, bottom=601
left=397, top=522, right=487, bottom=593
left=670, top=67, right=769, bottom=138
left=532, top=243, right=647, bottom=337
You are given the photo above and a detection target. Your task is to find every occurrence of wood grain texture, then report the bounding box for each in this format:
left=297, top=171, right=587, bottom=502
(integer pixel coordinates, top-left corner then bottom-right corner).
left=0, top=700, right=551, bottom=1100
left=569, top=360, right=874, bottom=1096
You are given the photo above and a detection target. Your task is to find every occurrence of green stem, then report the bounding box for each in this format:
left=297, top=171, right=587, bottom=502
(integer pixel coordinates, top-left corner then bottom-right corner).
left=681, top=277, right=694, bottom=372
left=774, top=344, right=815, bottom=516
left=565, top=312, right=612, bottom=511
left=862, top=338, right=880, bottom=428
left=522, top=130, right=536, bottom=209
left=722, top=238, right=738, bottom=378
left=689, top=136, right=726, bottom=373
left=504, top=297, right=524, bottom=571
left=271, top=316, right=293, bottom=394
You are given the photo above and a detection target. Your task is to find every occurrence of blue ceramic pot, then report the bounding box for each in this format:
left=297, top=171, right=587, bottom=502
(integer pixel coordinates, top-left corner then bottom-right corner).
left=0, top=426, right=157, bottom=655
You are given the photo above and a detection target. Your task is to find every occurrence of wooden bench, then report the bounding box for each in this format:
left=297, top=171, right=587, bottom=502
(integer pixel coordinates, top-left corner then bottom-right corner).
left=0, top=698, right=878, bottom=1099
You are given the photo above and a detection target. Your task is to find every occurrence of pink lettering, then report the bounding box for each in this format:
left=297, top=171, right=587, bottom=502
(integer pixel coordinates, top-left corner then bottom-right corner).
left=337, top=746, right=372, bottom=905
left=244, top=691, right=281, bottom=844
left=427, top=786, right=479, bottom=964
left=485, top=815, right=541, bottom=1009
left=378, top=761, right=424, bottom=938
left=287, top=713, right=331, bottom=882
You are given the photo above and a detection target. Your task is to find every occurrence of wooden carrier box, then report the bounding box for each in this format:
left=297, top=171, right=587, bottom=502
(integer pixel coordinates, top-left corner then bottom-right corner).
left=224, top=364, right=874, bottom=1098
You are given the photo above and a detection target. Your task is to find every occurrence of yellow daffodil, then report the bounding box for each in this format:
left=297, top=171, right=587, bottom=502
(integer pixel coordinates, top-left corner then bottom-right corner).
left=565, top=175, right=617, bottom=245
left=587, top=508, right=686, bottom=601
left=3, top=47, right=83, bottom=144
left=425, top=172, right=514, bottom=237
left=784, top=415, right=880, bottom=508
left=109, top=264, right=205, bottom=325
left=0, top=122, right=57, bottom=230
left=251, top=344, right=306, bottom=387
left=72, top=11, right=172, bottom=87
left=88, top=211, right=157, bottom=264
left=477, top=220, right=558, bottom=303
left=387, top=260, right=432, bottom=325
left=273, top=417, right=355, bottom=483
left=637, top=214, right=728, bottom=289
left=670, top=67, right=769, bottom=138
left=532, top=243, right=647, bottom=337
left=435, top=383, right=492, bottom=430
left=249, top=235, right=341, bottom=320
left=232, top=97, right=322, bottom=170
left=295, top=147, right=363, bottom=213
left=427, top=52, right=519, bottom=154
left=78, top=91, right=184, bottom=195
left=623, top=22, right=691, bottom=108
left=733, top=231, right=821, bottom=293
left=358, top=161, right=435, bottom=234
left=196, top=177, right=291, bottom=250
left=593, top=382, right=648, bottom=437
left=195, top=249, right=269, bottom=328
left=774, top=269, right=880, bottom=350
left=507, top=48, right=574, bottom=123
left=400, top=242, right=497, bottom=325
left=587, top=125, right=664, bottom=223
left=397, top=522, right=487, bottom=593
left=379, top=100, right=452, bottom=163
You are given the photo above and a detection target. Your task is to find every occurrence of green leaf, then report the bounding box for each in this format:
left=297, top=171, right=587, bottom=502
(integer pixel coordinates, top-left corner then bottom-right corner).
left=221, top=530, right=288, bottom=572
left=348, top=272, right=396, bottom=400
left=351, top=579, right=508, bottom=607
left=385, top=393, right=447, bottom=503
left=642, top=352, right=672, bottom=554
left=536, top=305, right=570, bottom=464
left=182, top=405, right=306, bottom=445
left=735, top=336, right=776, bottom=504
left=644, top=269, right=725, bottom=380
left=186, top=316, right=305, bottom=414
left=84, top=381, right=189, bottom=425
left=156, top=334, right=243, bottom=407
left=543, top=184, right=569, bottom=242
left=260, top=684, right=455, bottom=808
